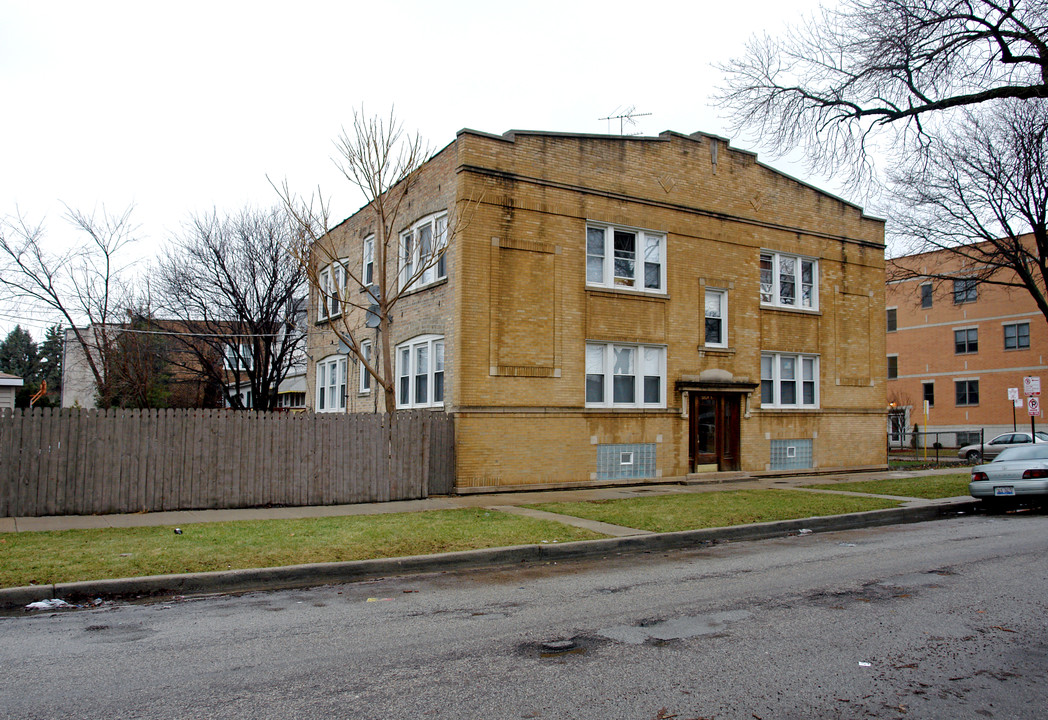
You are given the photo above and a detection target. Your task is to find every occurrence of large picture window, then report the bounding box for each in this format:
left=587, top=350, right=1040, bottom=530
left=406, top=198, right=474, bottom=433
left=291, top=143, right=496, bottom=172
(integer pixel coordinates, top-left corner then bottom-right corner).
left=760, top=252, right=818, bottom=310
left=396, top=335, right=445, bottom=408
left=401, top=213, right=448, bottom=292
left=586, top=223, right=666, bottom=293
left=316, top=355, right=347, bottom=412
left=585, top=342, right=666, bottom=408
left=761, top=353, right=819, bottom=408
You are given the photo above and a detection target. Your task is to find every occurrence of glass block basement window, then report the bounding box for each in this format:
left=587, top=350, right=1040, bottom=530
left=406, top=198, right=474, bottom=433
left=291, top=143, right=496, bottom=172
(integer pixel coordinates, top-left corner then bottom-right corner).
left=596, top=443, right=656, bottom=480
left=770, top=439, right=813, bottom=471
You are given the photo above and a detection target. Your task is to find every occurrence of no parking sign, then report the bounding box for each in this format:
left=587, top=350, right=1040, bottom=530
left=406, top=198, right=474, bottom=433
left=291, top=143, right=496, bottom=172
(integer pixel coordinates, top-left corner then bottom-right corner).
left=1029, top=396, right=1041, bottom=416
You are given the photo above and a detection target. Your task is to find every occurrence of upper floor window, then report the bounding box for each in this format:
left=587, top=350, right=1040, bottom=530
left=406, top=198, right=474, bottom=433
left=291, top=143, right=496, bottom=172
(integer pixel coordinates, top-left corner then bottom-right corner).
left=953, top=278, right=977, bottom=304
left=359, top=340, right=372, bottom=393
left=955, top=379, right=979, bottom=406
left=1004, top=322, right=1030, bottom=350
left=317, top=261, right=347, bottom=320
left=920, top=283, right=933, bottom=308
left=586, top=223, right=666, bottom=293
left=224, top=343, right=253, bottom=371
left=886, top=308, right=897, bottom=332
left=585, top=342, right=666, bottom=408
left=887, top=355, right=898, bottom=379
left=396, top=335, right=444, bottom=408
left=923, top=381, right=934, bottom=407
left=316, top=355, right=347, bottom=413
left=362, top=236, right=375, bottom=287
left=704, top=289, right=727, bottom=348
left=761, top=353, right=819, bottom=408
left=760, top=252, right=818, bottom=310
left=401, top=214, right=448, bottom=293
left=954, top=328, right=978, bottom=354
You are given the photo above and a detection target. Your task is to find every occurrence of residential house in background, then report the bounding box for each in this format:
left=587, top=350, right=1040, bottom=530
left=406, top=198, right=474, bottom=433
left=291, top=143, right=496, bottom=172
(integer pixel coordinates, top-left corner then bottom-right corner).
left=0, top=372, right=22, bottom=411
left=309, top=128, right=887, bottom=490
left=886, top=244, right=1048, bottom=446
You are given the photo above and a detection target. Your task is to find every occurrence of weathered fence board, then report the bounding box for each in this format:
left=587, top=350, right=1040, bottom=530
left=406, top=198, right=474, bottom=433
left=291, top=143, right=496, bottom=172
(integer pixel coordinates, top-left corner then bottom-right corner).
left=0, top=408, right=455, bottom=517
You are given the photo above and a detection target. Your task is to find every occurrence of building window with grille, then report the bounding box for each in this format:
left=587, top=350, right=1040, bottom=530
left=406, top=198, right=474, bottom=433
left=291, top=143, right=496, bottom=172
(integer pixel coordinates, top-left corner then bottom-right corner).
left=955, top=379, right=979, bottom=407
left=1004, top=322, right=1030, bottom=350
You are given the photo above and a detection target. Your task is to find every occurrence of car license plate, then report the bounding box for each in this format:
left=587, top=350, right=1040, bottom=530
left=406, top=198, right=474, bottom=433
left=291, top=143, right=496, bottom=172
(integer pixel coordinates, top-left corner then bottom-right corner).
left=994, top=486, right=1016, bottom=497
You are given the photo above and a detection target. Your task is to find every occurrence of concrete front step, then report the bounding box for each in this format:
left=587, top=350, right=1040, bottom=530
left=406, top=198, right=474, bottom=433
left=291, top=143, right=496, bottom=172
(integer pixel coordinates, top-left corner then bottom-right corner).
left=684, top=471, right=756, bottom=485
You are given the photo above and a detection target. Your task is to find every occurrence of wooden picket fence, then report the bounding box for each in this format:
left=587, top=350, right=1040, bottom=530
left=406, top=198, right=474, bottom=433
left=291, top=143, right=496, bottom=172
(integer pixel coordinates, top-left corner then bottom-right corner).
left=0, top=408, right=455, bottom=517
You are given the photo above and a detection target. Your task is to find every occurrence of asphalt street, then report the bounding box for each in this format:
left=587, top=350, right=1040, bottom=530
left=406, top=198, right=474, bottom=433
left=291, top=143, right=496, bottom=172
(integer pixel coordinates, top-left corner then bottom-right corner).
left=1, top=512, right=1046, bottom=719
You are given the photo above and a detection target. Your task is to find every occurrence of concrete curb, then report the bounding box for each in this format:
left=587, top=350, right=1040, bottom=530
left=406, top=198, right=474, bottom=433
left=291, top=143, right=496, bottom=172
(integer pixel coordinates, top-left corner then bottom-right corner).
left=0, top=499, right=982, bottom=610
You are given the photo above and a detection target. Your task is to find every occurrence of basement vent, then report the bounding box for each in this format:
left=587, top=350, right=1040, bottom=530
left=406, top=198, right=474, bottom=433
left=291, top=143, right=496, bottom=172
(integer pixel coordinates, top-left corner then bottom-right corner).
left=770, top=439, right=813, bottom=471
left=597, top=443, right=656, bottom=480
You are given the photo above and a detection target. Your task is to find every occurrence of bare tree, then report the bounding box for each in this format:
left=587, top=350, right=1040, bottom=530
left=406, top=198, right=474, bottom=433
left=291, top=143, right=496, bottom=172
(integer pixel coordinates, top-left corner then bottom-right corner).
left=889, top=99, right=1048, bottom=322
left=0, top=205, right=139, bottom=407
left=717, top=0, right=1048, bottom=186
left=276, top=109, right=473, bottom=415
left=155, top=206, right=306, bottom=411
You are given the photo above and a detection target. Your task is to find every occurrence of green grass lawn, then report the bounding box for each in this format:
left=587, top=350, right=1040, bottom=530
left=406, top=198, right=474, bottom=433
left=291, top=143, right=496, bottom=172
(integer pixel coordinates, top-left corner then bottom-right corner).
left=801, top=473, right=971, bottom=499
left=527, top=489, right=901, bottom=534
left=0, top=509, right=601, bottom=589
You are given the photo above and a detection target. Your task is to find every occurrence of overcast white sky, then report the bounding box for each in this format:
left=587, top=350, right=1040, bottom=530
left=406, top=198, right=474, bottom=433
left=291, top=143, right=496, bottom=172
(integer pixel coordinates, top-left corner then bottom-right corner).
left=1, top=0, right=832, bottom=338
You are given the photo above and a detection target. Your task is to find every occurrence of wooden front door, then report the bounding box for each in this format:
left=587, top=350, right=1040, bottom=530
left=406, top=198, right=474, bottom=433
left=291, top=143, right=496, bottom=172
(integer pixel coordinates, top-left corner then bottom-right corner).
left=689, top=393, right=741, bottom=472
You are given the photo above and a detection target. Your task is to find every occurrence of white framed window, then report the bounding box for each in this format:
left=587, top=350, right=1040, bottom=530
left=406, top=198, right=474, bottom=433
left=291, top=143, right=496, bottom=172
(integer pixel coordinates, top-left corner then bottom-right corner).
left=400, top=213, right=448, bottom=292
left=317, top=262, right=347, bottom=320
left=316, top=355, right=347, bottom=413
left=704, top=289, right=727, bottom=347
left=224, top=343, right=253, bottom=371
left=362, top=235, right=375, bottom=287
left=396, top=335, right=445, bottom=408
left=761, top=353, right=819, bottom=408
left=586, top=223, right=666, bottom=293
left=585, top=342, right=666, bottom=408
left=760, top=252, right=818, bottom=310
left=359, top=340, right=372, bottom=394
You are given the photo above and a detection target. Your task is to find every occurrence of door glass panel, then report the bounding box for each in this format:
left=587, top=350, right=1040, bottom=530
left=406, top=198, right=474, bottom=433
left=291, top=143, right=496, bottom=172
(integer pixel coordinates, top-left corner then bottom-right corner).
left=697, top=396, right=716, bottom=455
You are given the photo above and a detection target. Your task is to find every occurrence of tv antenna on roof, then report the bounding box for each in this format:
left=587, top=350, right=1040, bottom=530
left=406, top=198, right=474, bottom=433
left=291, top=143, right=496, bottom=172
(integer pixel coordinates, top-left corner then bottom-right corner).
left=599, top=106, right=652, bottom=135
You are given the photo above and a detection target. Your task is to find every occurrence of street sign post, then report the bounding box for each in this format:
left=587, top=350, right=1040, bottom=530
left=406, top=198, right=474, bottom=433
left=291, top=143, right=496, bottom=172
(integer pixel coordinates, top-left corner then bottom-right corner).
left=1025, top=377, right=1041, bottom=435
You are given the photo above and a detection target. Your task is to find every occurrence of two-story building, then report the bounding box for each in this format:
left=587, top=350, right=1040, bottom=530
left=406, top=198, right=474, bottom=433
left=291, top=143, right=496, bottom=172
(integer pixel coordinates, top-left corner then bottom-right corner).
left=308, top=129, right=888, bottom=490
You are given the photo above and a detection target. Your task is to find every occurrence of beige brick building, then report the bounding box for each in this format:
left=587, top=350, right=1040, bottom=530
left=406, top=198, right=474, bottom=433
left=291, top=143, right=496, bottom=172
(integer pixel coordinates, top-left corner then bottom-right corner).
left=308, top=129, right=887, bottom=490
left=886, top=245, right=1048, bottom=445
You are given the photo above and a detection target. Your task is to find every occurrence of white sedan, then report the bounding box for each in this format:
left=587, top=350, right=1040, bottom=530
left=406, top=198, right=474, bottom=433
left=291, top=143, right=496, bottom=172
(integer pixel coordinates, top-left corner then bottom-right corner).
left=970, top=445, right=1048, bottom=506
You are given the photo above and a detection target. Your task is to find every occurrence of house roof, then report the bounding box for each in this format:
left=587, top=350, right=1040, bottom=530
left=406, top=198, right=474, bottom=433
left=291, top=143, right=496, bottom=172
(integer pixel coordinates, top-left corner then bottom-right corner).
left=0, top=372, right=24, bottom=387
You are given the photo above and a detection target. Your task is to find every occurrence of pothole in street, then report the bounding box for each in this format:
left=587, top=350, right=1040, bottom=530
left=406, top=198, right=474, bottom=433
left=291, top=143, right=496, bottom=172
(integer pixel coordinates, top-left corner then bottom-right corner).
left=598, top=609, right=752, bottom=645
left=518, top=635, right=607, bottom=660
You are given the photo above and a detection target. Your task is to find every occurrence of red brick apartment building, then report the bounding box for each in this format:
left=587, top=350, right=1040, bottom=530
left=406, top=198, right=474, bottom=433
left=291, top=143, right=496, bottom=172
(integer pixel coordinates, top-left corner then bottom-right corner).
left=886, top=245, right=1048, bottom=446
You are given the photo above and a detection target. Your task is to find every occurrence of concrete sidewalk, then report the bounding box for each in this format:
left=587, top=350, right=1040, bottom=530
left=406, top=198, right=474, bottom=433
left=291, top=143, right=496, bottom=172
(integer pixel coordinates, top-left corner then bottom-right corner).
left=0, top=466, right=965, bottom=534
left=0, top=467, right=978, bottom=609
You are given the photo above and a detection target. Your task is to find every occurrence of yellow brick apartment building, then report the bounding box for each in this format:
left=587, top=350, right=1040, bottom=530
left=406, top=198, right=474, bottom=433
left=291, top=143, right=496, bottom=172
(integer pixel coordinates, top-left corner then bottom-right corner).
left=308, top=129, right=888, bottom=490
left=887, top=246, right=1048, bottom=444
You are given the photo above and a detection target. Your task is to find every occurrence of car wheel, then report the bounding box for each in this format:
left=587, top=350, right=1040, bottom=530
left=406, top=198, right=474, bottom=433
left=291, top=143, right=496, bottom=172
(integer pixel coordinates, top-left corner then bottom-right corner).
left=966, top=450, right=981, bottom=463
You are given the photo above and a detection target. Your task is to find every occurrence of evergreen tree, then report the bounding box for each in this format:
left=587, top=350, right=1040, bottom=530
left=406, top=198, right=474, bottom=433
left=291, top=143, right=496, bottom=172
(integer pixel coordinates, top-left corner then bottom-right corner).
left=37, top=324, right=63, bottom=403
left=0, top=325, right=39, bottom=381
